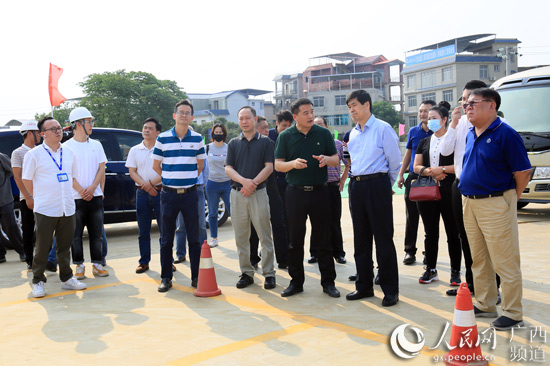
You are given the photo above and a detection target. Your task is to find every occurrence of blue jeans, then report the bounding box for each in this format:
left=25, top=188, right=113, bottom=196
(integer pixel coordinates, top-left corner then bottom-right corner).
left=136, top=188, right=162, bottom=265
left=160, top=188, right=200, bottom=281
left=72, top=196, right=104, bottom=265
left=176, top=185, right=207, bottom=257
left=205, top=180, right=231, bottom=238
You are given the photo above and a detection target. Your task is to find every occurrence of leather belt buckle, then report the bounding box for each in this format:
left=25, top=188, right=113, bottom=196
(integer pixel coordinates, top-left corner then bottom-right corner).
left=303, top=186, right=314, bottom=192
left=177, top=188, right=187, bottom=194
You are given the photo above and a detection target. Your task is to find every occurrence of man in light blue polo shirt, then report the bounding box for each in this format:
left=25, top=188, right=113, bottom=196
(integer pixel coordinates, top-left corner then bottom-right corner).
left=153, top=100, right=205, bottom=292
left=460, top=88, right=531, bottom=330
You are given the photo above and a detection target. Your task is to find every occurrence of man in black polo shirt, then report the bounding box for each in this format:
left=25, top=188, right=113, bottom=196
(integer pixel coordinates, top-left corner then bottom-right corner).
left=225, top=106, right=276, bottom=290
left=274, top=98, right=340, bottom=298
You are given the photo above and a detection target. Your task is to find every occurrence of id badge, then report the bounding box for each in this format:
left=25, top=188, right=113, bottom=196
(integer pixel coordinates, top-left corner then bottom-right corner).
left=57, top=173, right=69, bottom=182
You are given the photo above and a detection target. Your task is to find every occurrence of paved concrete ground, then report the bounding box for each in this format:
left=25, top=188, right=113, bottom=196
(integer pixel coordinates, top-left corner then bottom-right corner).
left=0, top=199, right=548, bottom=366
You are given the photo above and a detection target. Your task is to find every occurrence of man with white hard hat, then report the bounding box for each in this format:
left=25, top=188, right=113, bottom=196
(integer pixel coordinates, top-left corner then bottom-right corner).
left=63, top=107, right=109, bottom=279
left=11, top=121, right=42, bottom=270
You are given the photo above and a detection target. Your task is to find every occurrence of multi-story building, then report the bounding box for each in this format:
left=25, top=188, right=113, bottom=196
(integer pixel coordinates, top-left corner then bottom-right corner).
left=274, top=52, right=404, bottom=135
left=187, top=89, right=271, bottom=124
left=402, top=34, right=520, bottom=129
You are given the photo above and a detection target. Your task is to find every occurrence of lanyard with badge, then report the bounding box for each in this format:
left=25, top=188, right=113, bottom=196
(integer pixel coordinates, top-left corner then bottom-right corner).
left=43, top=145, right=69, bottom=182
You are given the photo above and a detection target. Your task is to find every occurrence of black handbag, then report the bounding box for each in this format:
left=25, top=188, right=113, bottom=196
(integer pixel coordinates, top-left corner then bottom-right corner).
left=409, top=167, right=441, bottom=202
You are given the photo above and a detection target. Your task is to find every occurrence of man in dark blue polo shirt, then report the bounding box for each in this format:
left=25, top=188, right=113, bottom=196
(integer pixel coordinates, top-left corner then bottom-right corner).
left=275, top=98, right=340, bottom=298
left=459, top=88, right=531, bottom=330
left=396, top=100, right=434, bottom=265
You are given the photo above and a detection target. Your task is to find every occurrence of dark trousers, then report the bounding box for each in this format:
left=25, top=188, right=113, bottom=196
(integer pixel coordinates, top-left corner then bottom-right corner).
left=351, top=174, right=398, bottom=296
left=451, top=179, right=473, bottom=286
left=72, top=196, right=104, bottom=264
left=136, top=189, right=162, bottom=265
left=0, top=201, right=25, bottom=258
left=250, top=177, right=289, bottom=266
left=33, top=213, right=75, bottom=284
left=417, top=184, right=462, bottom=271
left=20, top=200, right=35, bottom=264
left=403, top=173, right=421, bottom=255
left=310, top=183, right=345, bottom=258
left=160, top=189, right=200, bottom=281
left=285, top=185, right=336, bottom=288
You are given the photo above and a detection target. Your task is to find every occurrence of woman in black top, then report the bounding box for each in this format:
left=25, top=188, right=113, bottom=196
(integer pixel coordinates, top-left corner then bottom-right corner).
left=413, top=102, right=462, bottom=287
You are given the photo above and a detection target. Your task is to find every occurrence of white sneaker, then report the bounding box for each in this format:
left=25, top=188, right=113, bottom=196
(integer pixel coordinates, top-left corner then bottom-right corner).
left=209, top=238, right=219, bottom=248
left=93, top=263, right=109, bottom=277
left=62, top=276, right=87, bottom=290
left=32, top=281, right=45, bottom=298
left=75, top=264, right=86, bottom=279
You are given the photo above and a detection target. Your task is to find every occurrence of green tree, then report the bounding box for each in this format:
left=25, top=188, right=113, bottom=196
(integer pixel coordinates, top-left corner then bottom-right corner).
left=78, top=70, right=186, bottom=131
left=372, top=101, right=403, bottom=129
left=191, top=117, right=241, bottom=143
left=34, top=101, right=77, bottom=127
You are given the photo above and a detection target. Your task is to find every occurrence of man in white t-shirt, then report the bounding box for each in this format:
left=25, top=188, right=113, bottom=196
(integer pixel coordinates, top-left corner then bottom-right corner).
left=22, top=116, right=86, bottom=298
left=126, top=118, right=162, bottom=274
left=63, top=107, right=108, bottom=279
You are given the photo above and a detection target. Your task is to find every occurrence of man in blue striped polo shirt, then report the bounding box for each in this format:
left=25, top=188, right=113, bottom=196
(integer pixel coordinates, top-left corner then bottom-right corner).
left=153, top=100, right=205, bottom=292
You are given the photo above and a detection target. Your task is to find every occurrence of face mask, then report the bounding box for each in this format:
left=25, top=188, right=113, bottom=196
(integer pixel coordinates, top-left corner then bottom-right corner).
left=212, top=134, right=224, bottom=142
left=427, top=119, right=441, bottom=133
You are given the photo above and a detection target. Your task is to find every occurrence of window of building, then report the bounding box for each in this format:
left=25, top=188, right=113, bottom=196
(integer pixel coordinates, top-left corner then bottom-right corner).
left=251, top=101, right=255, bottom=106
left=442, top=67, right=453, bottom=82
left=325, top=114, right=349, bottom=126
left=494, top=64, right=500, bottom=73
left=408, top=116, right=417, bottom=128
left=213, top=100, right=219, bottom=109
left=335, top=95, right=346, bottom=106
left=408, top=96, right=417, bottom=108
left=421, top=70, right=436, bottom=88
left=480, top=65, right=489, bottom=79
left=407, top=74, right=416, bottom=90
left=421, top=92, right=436, bottom=102
left=313, top=96, right=324, bottom=107
left=443, top=90, right=453, bottom=103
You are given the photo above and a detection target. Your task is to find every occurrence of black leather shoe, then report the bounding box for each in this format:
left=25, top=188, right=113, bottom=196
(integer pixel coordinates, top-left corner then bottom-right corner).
left=307, top=256, right=318, bottom=264
left=264, top=276, right=276, bottom=289
left=174, top=256, right=186, bottom=264
left=403, top=253, right=416, bottom=265
left=236, top=274, right=254, bottom=289
left=281, top=283, right=303, bottom=297
left=335, top=256, right=346, bottom=264
left=346, top=290, right=374, bottom=300
left=323, top=284, right=341, bottom=298
left=191, top=279, right=197, bottom=288
left=348, top=274, right=357, bottom=281
left=374, top=273, right=381, bottom=285
left=172, top=264, right=177, bottom=272
left=382, top=293, right=399, bottom=307
left=158, top=278, right=172, bottom=293
left=278, top=262, right=288, bottom=269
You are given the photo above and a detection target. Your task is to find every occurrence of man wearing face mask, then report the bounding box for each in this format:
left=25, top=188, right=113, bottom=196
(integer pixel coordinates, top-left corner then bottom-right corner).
left=397, top=100, right=435, bottom=265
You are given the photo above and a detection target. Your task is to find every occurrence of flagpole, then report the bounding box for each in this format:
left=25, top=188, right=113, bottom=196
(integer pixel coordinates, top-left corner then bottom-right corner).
left=51, top=106, right=54, bottom=118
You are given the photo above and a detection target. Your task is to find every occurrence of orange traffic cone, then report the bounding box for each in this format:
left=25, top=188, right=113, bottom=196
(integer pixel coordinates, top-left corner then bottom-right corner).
left=193, top=241, right=222, bottom=297
left=443, top=283, right=488, bottom=366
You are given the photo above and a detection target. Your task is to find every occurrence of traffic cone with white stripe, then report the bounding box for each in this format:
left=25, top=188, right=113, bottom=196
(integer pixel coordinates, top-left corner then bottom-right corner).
left=193, top=241, right=222, bottom=297
left=443, top=283, right=488, bottom=366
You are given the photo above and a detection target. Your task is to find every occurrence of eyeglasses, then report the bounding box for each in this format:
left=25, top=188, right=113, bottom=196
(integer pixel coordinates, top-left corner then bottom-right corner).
left=464, top=99, right=491, bottom=109
left=175, top=111, right=193, bottom=116
left=44, top=127, right=63, bottom=133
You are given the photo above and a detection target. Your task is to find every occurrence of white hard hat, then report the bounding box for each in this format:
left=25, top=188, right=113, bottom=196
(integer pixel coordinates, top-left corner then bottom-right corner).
left=19, top=120, right=39, bottom=135
left=69, top=107, right=94, bottom=123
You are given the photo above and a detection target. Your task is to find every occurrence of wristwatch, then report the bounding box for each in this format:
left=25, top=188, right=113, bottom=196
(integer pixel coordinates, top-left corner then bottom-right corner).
left=442, top=166, right=446, bottom=172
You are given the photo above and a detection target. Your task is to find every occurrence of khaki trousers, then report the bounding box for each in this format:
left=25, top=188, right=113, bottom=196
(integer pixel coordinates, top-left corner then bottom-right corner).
left=463, top=189, right=522, bottom=320
left=230, top=188, right=275, bottom=278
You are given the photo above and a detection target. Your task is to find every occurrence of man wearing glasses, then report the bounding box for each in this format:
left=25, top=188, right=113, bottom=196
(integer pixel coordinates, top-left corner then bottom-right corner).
left=64, top=107, right=108, bottom=279
left=22, top=117, right=87, bottom=297
left=153, top=100, right=205, bottom=292
left=459, top=88, right=531, bottom=330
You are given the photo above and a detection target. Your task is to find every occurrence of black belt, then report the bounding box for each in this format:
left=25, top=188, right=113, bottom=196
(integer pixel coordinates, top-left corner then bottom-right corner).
left=327, top=181, right=340, bottom=187
left=288, top=183, right=326, bottom=192
left=232, top=186, right=265, bottom=191
left=463, top=191, right=504, bottom=199
left=354, top=173, right=387, bottom=182
left=162, top=185, right=197, bottom=194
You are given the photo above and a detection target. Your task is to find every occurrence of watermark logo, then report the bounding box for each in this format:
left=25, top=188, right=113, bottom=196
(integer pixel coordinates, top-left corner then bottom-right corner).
left=390, top=324, right=425, bottom=359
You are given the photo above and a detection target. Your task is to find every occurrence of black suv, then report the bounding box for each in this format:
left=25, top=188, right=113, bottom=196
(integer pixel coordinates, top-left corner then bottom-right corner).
left=0, top=127, right=228, bottom=245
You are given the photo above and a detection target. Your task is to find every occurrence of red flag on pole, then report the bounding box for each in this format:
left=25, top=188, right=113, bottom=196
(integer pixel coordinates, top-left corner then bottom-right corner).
left=48, top=63, right=66, bottom=107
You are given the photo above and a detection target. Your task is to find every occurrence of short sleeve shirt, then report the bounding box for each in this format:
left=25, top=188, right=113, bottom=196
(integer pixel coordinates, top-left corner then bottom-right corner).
left=275, top=124, right=337, bottom=186
left=225, top=132, right=274, bottom=189
left=459, top=117, right=531, bottom=196
left=406, top=123, right=433, bottom=173
left=125, top=142, right=160, bottom=186
left=11, top=144, right=31, bottom=168
left=63, top=138, right=108, bottom=199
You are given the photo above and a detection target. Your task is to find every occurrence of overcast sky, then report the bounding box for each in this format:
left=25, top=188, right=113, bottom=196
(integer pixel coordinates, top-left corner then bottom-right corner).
left=1, top=0, right=549, bottom=122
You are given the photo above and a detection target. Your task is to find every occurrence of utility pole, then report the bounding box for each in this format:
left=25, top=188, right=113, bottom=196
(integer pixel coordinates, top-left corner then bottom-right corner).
left=496, top=46, right=520, bottom=76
